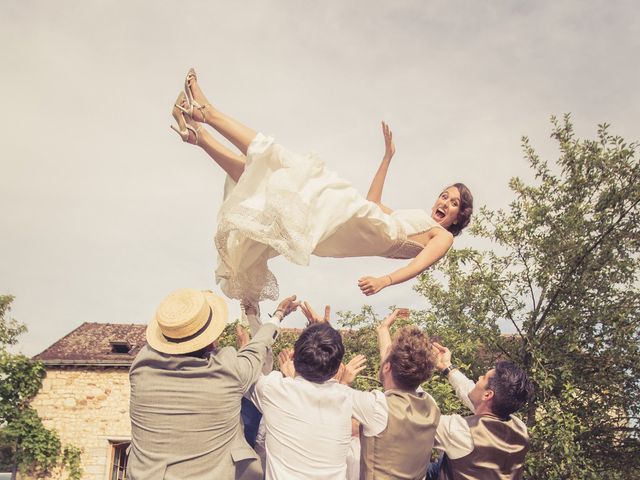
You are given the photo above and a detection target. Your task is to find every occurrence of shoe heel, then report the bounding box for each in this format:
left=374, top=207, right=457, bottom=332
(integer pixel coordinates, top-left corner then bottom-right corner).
left=170, top=124, right=188, bottom=141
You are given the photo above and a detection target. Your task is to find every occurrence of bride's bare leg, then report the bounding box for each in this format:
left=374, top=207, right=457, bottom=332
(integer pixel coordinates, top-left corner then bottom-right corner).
left=199, top=129, right=246, bottom=183
left=182, top=113, right=246, bottom=183
left=186, top=72, right=257, bottom=155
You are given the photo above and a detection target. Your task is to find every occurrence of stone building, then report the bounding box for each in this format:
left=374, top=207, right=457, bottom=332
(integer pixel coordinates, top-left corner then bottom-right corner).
left=32, top=323, right=146, bottom=480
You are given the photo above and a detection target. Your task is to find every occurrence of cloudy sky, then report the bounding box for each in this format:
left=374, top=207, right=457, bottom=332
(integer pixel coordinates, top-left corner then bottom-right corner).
left=1, top=1, right=638, bottom=356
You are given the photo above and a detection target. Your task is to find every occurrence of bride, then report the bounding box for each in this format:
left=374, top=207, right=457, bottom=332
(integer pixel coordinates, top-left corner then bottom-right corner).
left=171, top=69, right=473, bottom=302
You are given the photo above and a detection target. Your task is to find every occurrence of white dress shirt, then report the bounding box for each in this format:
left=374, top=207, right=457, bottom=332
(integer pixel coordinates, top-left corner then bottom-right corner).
left=433, top=369, right=478, bottom=459
left=249, top=372, right=388, bottom=480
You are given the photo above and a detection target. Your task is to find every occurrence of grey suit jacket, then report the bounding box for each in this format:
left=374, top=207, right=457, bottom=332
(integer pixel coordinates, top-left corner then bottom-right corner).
left=127, top=322, right=278, bottom=480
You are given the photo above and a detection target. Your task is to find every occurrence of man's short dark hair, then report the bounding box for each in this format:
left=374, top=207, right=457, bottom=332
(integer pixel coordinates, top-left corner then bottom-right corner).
left=488, top=361, right=534, bottom=418
left=293, top=323, right=344, bottom=383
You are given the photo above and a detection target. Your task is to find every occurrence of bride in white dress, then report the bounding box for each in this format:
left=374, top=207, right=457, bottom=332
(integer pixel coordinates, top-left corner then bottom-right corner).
left=171, top=69, right=473, bottom=302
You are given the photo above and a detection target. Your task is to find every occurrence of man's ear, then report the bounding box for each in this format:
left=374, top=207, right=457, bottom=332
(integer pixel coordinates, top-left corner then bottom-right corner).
left=382, top=361, right=392, bottom=375
left=484, top=389, right=494, bottom=402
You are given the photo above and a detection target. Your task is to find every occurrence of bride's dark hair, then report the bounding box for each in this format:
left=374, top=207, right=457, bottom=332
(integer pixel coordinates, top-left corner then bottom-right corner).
left=447, top=183, right=473, bottom=237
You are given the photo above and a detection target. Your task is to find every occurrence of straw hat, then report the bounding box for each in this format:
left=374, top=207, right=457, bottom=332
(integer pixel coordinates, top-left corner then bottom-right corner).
left=146, top=288, right=228, bottom=354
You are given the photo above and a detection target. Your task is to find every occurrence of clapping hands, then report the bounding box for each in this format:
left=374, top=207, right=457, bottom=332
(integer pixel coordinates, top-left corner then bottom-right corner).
left=339, top=354, right=367, bottom=385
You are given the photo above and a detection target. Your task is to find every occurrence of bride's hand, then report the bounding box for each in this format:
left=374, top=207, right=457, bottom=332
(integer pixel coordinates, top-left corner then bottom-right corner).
left=381, top=121, right=395, bottom=160
left=358, top=276, right=391, bottom=296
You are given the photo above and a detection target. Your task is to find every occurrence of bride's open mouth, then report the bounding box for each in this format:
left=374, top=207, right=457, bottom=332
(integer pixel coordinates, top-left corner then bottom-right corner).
left=434, top=207, right=446, bottom=220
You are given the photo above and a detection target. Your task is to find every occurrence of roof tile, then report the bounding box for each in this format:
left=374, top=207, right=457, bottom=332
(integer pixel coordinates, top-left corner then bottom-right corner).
left=33, top=322, right=147, bottom=365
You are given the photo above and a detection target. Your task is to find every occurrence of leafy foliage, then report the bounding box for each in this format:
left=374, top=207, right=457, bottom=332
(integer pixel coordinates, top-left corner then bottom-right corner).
left=412, top=116, right=640, bottom=479
left=0, top=295, right=82, bottom=479
left=0, top=295, right=26, bottom=347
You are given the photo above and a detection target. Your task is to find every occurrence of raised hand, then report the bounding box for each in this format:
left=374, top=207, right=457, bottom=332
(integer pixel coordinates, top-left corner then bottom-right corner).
left=278, top=348, right=296, bottom=378
left=300, top=301, right=331, bottom=325
left=432, top=341, right=452, bottom=371
left=275, top=295, right=300, bottom=319
left=376, top=308, right=409, bottom=332
left=340, top=354, right=367, bottom=385
left=278, top=348, right=294, bottom=364
left=381, top=121, right=396, bottom=160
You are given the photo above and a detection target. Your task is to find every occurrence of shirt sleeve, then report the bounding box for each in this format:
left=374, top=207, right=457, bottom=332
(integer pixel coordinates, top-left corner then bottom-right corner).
left=234, top=323, right=278, bottom=393
left=434, top=414, right=474, bottom=459
left=243, top=309, right=275, bottom=374
left=351, top=389, right=389, bottom=437
left=248, top=370, right=283, bottom=413
left=243, top=308, right=263, bottom=336
left=449, top=369, right=476, bottom=413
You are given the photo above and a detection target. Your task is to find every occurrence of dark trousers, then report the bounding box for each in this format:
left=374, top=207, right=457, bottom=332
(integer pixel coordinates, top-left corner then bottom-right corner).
left=241, top=397, right=262, bottom=448
left=426, top=457, right=443, bottom=480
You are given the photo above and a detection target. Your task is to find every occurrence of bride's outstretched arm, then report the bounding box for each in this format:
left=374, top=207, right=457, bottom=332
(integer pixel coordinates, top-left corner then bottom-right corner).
left=366, top=121, right=395, bottom=214
left=358, top=230, right=454, bottom=296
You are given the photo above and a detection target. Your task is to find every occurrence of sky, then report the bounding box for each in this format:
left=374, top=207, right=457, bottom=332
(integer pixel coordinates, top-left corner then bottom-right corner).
left=1, top=1, right=638, bottom=356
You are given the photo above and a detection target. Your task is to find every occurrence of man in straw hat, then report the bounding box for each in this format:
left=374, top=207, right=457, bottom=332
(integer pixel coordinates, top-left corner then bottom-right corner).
left=126, top=288, right=298, bottom=480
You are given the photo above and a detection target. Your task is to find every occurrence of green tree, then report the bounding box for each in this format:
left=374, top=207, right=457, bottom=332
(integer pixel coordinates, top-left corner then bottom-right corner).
left=0, top=295, right=82, bottom=479
left=411, top=116, right=640, bottom=479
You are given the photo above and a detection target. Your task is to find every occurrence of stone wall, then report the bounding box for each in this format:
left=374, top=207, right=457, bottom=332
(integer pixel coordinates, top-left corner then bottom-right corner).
left=30, top=367, right=131, bottom=480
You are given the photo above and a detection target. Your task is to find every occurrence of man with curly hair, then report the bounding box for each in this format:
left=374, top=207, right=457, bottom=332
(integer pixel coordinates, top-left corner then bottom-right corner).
left=427, top=343, right=534, bottom=480
left=356, top=308, right=442, bottom=480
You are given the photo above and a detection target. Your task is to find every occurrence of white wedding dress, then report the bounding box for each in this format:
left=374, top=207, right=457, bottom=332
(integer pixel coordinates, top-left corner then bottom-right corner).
left=215, top=133, right=442, bottom=301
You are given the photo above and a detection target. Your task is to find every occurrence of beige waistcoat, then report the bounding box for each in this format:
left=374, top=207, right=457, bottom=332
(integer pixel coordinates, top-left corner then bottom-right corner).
left=439, top=413, right=529, bottom=480
left=360, top=389, right=440, bottom=480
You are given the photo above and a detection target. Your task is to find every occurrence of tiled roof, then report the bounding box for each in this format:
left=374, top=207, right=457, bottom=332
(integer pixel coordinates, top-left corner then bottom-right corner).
left=32, top=322, right=352, bottom=367
left=33, top=322, right=147, bottom=367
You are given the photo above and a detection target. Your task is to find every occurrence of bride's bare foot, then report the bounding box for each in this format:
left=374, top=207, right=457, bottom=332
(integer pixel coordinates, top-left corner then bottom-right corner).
left=185, top=68, right=215, bottom=123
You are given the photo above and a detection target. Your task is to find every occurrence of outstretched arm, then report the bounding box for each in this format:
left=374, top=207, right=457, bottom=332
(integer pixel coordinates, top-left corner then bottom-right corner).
left=432, top=342, right=476, bottom=412
left=376, top=309, right=408, bottom=360
left=366, top=121, right=395, bottom=214
left=358, top=228, right=453, bottom=296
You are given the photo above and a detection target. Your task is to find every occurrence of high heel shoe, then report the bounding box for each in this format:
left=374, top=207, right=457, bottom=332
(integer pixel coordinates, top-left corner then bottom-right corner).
left=170, top=91, right=199, bottom=143
left=180, top=67, right=211, bottom=122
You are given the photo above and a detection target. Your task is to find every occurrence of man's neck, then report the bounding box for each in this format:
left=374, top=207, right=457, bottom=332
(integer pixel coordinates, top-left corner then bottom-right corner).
left=382, top=377, right=411, bottom=392
left=474, top=403, right=495, bottom=416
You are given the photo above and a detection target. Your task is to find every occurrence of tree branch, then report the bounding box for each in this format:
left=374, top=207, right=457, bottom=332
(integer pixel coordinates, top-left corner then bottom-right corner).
left=497, top=290, right=525, bottom=342
left=533, top=195, right=640, bottom=334
left=468, top=254, right=526, bottom=344
left=516, top=246, right=537, bottom=313
left=490, top=337, right=515, bottom=361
